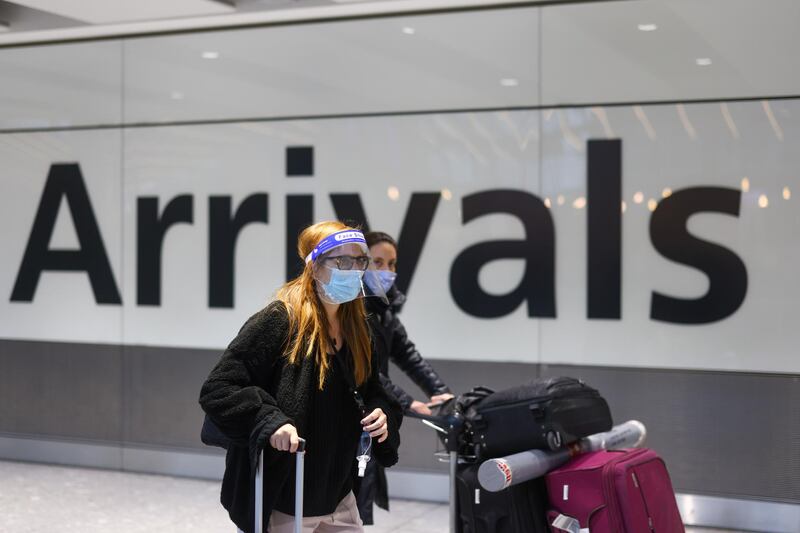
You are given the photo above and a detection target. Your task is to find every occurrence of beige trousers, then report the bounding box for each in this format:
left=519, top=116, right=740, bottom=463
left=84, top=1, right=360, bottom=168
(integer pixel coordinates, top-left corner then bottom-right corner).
left=267, top=491, right=364, bottom=533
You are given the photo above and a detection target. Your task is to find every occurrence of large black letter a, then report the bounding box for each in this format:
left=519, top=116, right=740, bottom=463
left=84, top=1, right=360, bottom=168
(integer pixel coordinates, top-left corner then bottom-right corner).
left=450, top=190, right=556, bottom=318
left=11, top=164, right=121, bottom=304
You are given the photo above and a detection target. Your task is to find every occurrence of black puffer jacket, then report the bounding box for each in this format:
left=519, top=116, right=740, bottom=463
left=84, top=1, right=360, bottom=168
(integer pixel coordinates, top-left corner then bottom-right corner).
left=368, top=286, right=450, bottom=409
left=199, top=301, right=402, bottom=533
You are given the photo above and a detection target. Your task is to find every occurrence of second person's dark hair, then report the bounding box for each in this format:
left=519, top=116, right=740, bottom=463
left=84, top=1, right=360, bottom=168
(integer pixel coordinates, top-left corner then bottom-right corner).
left=365, top=231, right=397, bottom=250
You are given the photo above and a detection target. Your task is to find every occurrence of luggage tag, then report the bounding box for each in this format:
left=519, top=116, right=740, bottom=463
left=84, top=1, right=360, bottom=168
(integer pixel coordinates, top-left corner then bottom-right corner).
left=551, top=513, right=589, bottom=533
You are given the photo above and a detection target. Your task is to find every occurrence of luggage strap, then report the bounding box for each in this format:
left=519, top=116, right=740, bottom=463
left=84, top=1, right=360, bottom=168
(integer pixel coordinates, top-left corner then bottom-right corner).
left=551, top=513, right=590, bottom=533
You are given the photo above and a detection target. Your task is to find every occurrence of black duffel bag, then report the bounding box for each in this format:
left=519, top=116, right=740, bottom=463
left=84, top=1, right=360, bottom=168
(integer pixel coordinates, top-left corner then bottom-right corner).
left=415, top=377, right=613, bottom=461
left=463, top=376, right=612, bottom=460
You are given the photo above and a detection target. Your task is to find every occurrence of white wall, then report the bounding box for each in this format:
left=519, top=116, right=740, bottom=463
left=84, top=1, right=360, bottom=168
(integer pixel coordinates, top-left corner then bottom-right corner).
left=2, top=1, right=799, bottom=373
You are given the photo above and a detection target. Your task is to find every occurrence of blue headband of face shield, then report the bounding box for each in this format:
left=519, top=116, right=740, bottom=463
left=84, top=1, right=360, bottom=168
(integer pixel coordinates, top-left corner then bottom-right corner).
left=305, top=230, right=368, bottom=264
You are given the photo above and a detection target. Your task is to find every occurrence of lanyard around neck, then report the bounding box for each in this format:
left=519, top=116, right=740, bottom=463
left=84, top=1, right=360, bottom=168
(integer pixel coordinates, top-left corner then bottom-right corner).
left=329, top=342, right=367, bottom=417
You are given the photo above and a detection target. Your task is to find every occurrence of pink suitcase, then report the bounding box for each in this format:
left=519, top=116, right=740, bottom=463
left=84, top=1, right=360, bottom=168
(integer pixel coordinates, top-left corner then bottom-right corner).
left=545, top=448, right=684, bottom=533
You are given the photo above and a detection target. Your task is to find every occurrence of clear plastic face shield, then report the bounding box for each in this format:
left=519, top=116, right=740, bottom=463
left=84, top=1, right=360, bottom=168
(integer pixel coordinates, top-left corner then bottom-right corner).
left=306, top=230, right=389, bottom=305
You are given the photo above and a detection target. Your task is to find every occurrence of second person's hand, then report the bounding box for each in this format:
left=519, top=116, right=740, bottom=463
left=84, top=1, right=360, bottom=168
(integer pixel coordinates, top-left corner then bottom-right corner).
left=428, top=392, right=455, bottom=407
left=409, top=400, right=433, bottom=416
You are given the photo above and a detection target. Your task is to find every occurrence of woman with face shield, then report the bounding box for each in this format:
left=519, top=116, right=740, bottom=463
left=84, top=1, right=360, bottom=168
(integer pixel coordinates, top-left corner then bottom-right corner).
left=353, top=231, right=453, bottom=525
left=199, top=221, right=402, bottom=533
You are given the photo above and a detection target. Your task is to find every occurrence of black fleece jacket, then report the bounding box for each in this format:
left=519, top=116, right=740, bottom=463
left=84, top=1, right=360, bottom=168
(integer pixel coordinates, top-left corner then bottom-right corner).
left=198, top=301, right=401, bottom=533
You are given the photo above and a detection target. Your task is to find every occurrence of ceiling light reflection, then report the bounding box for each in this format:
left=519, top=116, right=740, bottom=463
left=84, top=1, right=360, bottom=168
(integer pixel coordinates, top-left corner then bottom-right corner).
left=647, top=199, right=657, bottom=212
left=500, top=78, right=519, bottom=87
left=633, top=192, right=644, bottom=204
left=637, top=23, right=658, bottom=32
left=441, top=189, right=453, bottom=201
left=762, top=101, right=785, bottom=141
left=544, top=197, right=552, bottom=208
left=662, top=188, right=672, bottom=198
left=558, top=110, right=584, bottom=152
left=557, top=195, right=565, bottom=206
left=633, top=106, right=657, bottom=141
left=783, top=187, right=791, bottom=200
left=573, top=197, right=586, bottom=209
left=402, top=27, right=415, bottom=35
left=720, top=103, right=740, bottom=140
left=758, top=194, right=768, bottom=208
left=387, top=186, right=400, bottom=201
left=591, top=107, right=615, bottom=138
left=676, top=104, right=697, bottom=140
left=741, top=177, right=750, bottom=192
left=201, top=51, right=219, bottom=59
left=695, top=58, right=712, bottom=67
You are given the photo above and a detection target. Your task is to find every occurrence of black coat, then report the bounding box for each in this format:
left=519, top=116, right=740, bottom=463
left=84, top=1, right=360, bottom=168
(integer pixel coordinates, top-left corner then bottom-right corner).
left=199, top=301, right=402, bottom=533
left=354, top=287, right=450, bottom=523
left=368, top=286, right=451, bottom=409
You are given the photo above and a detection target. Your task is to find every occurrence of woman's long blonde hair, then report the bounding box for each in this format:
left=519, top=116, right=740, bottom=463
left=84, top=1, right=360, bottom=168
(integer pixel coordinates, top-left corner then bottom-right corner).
left=276, top=221, right=372, bottom=389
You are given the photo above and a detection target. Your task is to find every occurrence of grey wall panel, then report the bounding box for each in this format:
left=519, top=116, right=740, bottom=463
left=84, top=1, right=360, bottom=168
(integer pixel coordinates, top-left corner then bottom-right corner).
left=2, top=339, right=798, bottom=505
left=122, top=345, right=221, bottom=450
left=0, top=339, right=123, bottom=441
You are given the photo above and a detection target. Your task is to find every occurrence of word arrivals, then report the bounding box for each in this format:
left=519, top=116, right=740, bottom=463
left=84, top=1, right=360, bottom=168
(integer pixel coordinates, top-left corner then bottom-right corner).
left=9, top=140, right=747, bottom=324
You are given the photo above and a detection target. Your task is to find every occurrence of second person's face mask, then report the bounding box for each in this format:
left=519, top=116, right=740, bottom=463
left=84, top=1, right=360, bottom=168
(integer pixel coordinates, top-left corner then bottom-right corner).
left=365, top=270, right=397, bottom=295
left=319, top=267, right=364, bottom=304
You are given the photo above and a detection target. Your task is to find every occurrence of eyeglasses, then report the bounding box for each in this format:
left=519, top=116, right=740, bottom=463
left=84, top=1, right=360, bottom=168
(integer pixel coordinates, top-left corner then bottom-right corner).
left=321, top=255, right=370, bottom=271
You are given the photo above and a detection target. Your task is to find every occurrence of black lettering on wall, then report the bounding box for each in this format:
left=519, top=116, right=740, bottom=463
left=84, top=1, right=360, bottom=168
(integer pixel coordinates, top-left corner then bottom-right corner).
left=10, top=163, right=121, bottom=304
left=209, top=194, right=269, bottom=308
left=137, top=195, right=193, bottom=306
left=394, top=193, right=440, bottom=295
left=286, top=146, right=314, bottom=177
left=330, top=194, right=371, bottom=232
left=587, top=139, right=622, bottom=319
left=285, top=144, right=315, bottom=281
left=649, top=187, right=747, bottom=324
left=449, top=190, right=556, bottom=318
left=330, top=192, right=441, bottom=297
left=286, top=195, right=314, bottom=281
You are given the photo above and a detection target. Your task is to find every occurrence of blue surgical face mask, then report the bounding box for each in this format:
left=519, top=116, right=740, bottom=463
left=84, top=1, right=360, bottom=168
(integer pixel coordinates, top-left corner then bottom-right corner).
left=365, top=270, right=397, bottom=295
left=319, top=267, right=364, bottom=304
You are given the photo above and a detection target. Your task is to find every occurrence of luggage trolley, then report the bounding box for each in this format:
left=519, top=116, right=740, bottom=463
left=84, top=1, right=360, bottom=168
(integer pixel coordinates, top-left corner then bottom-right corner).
left=405, top=401, right=467, bottom=533
left=404, top=378, right=613, bottom=533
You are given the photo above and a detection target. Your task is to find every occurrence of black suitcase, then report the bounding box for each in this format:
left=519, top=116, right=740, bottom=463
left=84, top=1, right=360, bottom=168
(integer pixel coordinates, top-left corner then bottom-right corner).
left=464, top=376, right=612, bottom=459
left=456, top=462, right=548, bottom=533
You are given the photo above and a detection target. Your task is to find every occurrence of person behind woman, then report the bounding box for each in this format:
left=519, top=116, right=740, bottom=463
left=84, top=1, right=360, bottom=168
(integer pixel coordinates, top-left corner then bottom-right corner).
left=199, top=221, right=402, bottom=533
left=353, top=230, right=454, bottom=525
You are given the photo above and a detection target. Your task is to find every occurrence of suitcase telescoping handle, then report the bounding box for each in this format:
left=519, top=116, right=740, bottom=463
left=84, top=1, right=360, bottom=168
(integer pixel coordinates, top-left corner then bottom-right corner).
left=255, top=437, right=307, bottom=533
